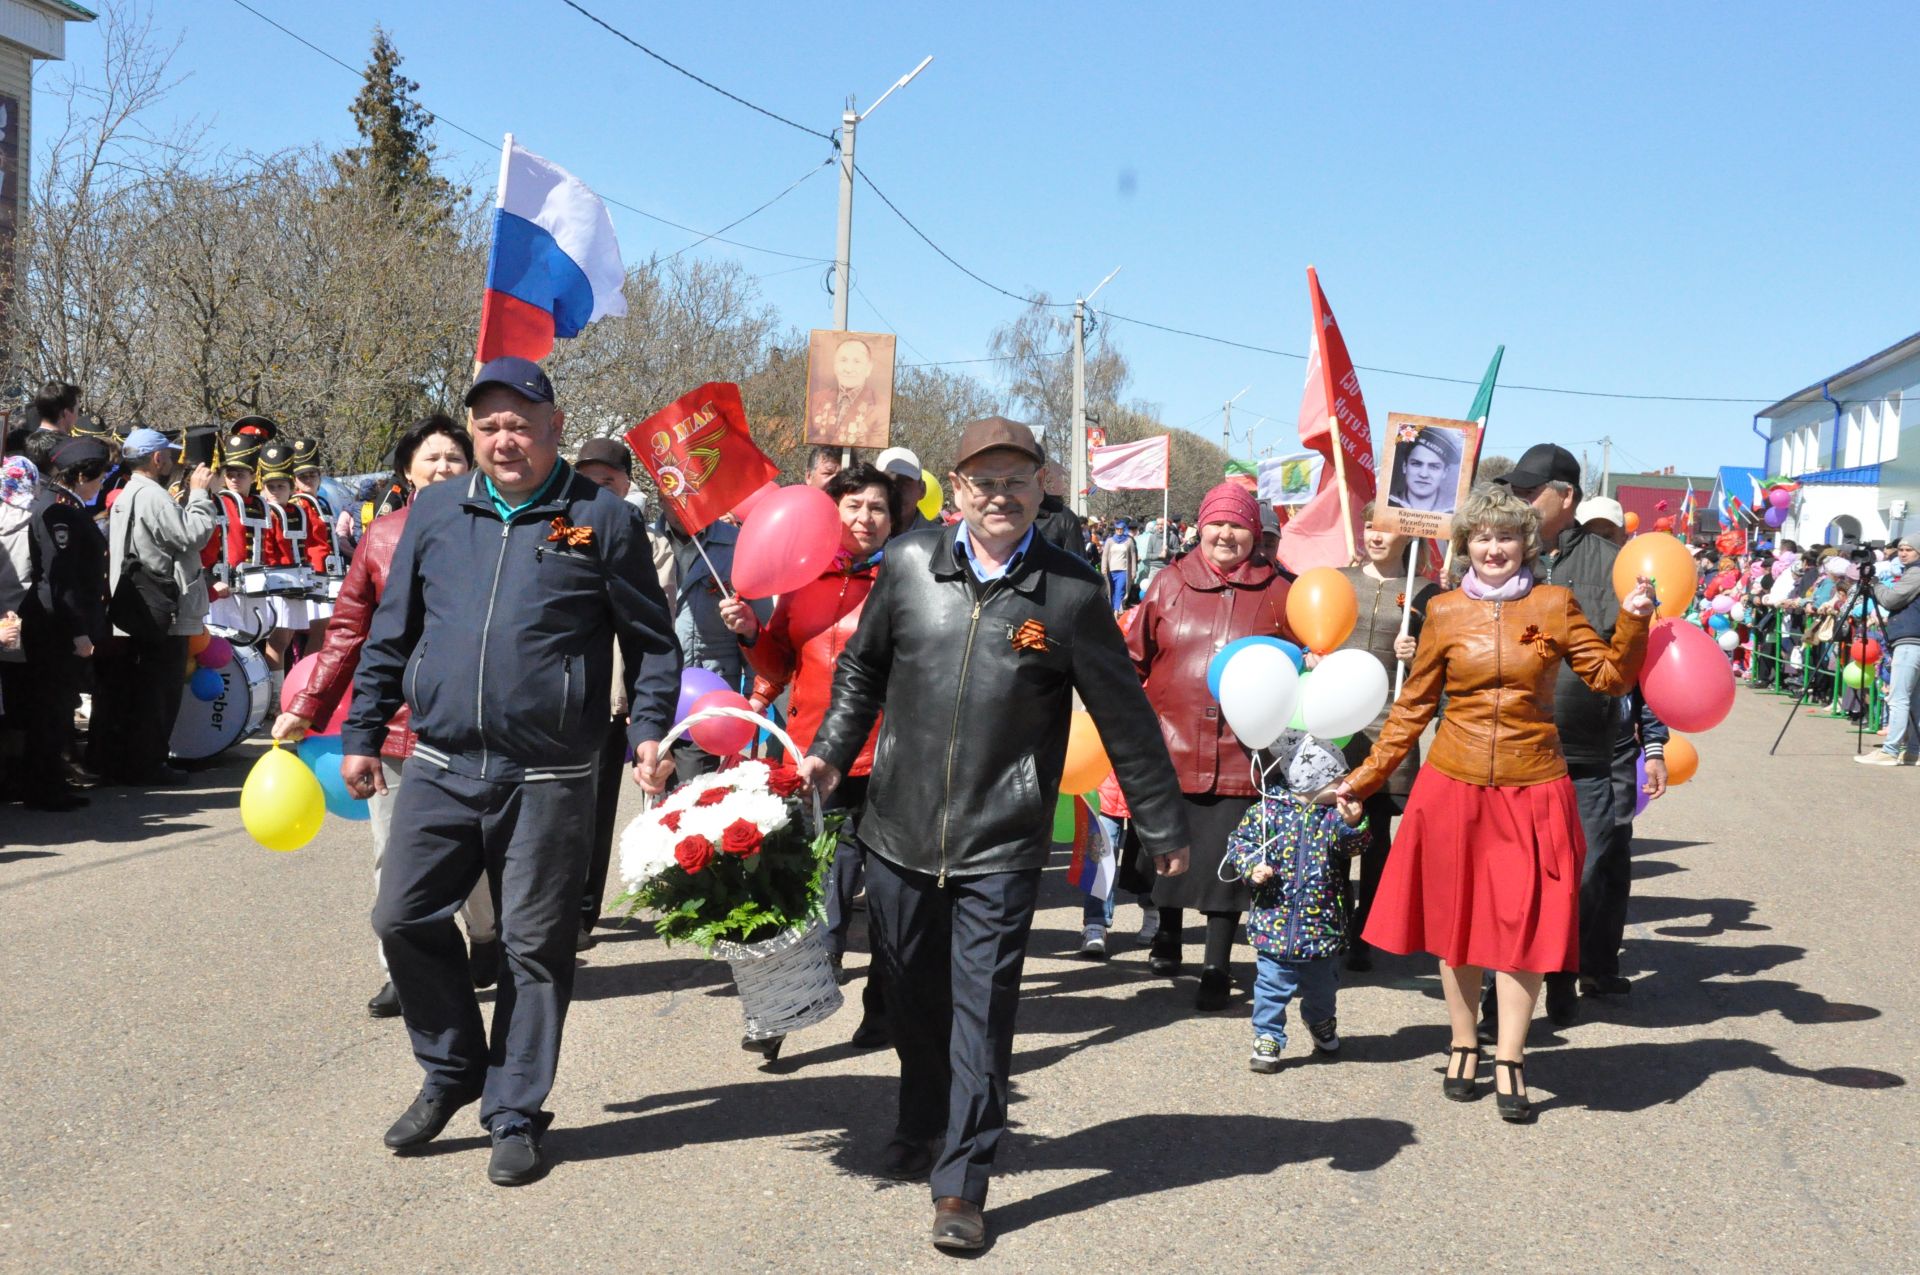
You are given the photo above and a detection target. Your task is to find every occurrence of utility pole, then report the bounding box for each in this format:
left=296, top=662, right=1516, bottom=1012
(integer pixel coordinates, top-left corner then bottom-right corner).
left=1600, top=435, right=1612, bottom=494
left=1069, top=266, right=1122, bottom=516
left=1221, top=385, right=1251, bottom=466
left=831, top=56, right=933, bottom=334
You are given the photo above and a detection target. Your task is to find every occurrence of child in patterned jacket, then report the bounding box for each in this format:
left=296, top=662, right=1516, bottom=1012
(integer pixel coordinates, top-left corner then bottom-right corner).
left=1223, top=730, right=1370, bottom=1073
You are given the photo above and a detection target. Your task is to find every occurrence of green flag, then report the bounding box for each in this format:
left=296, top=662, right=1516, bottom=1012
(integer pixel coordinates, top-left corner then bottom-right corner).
left=1466, top=344, right=1505, bottom=425
left=1223, top=458, right=1258, bottom=478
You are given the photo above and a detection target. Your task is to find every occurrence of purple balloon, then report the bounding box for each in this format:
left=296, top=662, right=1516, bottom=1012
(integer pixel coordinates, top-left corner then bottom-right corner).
left=676, top=667, right=729, bottom=724
left=199, top=635, right=234, bottom=670
left=1764, top=506, right=1789, bottom=529
left=1633, top=752, right=1652, bottom=818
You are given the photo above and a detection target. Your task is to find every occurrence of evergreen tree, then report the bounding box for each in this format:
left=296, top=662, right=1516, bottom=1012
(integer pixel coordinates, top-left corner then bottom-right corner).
left=334, top=27, right=464, bottom=210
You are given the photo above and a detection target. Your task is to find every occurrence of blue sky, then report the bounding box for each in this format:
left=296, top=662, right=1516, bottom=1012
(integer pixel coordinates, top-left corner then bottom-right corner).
left=53, top=1, right=1920, bottom=477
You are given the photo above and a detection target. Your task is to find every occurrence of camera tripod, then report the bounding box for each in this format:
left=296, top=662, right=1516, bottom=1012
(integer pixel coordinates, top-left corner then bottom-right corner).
left=1770, top=575, right=1884, bottom=756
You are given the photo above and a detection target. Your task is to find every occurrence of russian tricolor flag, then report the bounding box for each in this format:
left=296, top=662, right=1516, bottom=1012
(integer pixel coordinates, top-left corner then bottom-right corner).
left=476, top=135, right=628, bottom=363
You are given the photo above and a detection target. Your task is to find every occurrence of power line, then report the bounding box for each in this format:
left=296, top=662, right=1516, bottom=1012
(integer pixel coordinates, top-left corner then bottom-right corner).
left=658, top=157, right=834, bottom=262
left=225, top=0, right=831, bottom=264
left=554, top=0, right=834, bottom=144
left=850, top=280, right=934, bottom=365
left=900, top=349, right=1072, bottom=369
left=853, top=164, right=1068, bottom=308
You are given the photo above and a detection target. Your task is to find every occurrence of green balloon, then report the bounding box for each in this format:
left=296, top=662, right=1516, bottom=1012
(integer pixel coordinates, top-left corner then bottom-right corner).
left=1289, top=670, right=1313, bottom=731
left=1841, top=662, right=1870, bottom=691
left=1051, top=793, right=1077, bottom=842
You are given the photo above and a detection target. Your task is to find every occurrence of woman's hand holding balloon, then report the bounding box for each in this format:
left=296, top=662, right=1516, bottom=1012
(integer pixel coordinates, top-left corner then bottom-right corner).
left=1621, top=575, right=1656, bottom=617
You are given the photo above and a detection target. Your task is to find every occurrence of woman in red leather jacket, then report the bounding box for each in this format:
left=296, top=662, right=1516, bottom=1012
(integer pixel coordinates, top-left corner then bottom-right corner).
left=268, top=415, right=497, bottom=1019
left=720, top=461, right=894, bottom=1049
left=1125, top=481, right=1296, bottom=1011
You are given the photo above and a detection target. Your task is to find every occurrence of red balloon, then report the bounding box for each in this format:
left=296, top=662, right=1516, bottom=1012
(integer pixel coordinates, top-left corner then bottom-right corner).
left=1848, top=638, right=1883, bottom=665
left=1641, top=618, right=1736, bottom=733
left=281, top=652, right=351, bottom=735
left=731, top=479, right=779, bottom=521
left=687, top=689, right=756, bottom=756
left=731, top=484, right=843, bottom=599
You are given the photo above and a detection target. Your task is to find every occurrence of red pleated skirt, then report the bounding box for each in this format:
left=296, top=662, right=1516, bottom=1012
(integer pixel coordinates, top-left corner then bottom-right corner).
left=1361, top=767, right=1587, bottom=974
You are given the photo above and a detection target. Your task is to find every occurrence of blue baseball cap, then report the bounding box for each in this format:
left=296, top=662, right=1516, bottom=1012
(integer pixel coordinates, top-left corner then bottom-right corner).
left=121, top=427, right=180, bottom=459
left=465, top=356, right=555, bottom=407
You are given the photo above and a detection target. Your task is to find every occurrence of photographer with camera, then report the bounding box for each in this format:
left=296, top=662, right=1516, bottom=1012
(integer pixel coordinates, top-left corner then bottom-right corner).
left=1855, top=536, right=1920, bottom=766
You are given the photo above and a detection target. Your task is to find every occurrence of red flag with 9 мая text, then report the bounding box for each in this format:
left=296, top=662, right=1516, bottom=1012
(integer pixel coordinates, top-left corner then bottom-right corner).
left=626, top=382, right=777, bottom=534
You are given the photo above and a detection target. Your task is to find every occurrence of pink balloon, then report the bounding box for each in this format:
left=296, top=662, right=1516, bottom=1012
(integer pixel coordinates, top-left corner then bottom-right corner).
left=731, top=479, right=780, bottom=521
left=1710, top=594, right=1736, bottom=614
left=687, top=689, right=756, bottom=756
left=1641, top=618, right=1736, bottom=733
left=731, top=484, right=842, bottom=600
left=1768, top=488, right=1792, bottom=509
left=281, top=652, right=349, bottom=734
left=199, top=635, right=234, bottom=670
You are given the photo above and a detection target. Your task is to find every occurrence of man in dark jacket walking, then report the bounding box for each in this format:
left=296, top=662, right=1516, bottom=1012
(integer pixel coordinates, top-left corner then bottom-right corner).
left=1498, top=444, right=1625, bottom=1024
left=342, top=357, right=680, bottom=1187
left=802, top=417, right=1188, bottom=1252
left=1033, top=460, right=1090, bottom=562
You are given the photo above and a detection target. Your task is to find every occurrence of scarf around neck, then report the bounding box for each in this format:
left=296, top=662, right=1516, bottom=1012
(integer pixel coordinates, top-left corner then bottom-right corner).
left=1461, top=565, right=1535, bottom=602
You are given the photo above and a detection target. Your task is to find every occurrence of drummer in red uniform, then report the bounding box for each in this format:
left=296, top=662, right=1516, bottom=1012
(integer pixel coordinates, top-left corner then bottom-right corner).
left=286, top=438, right=338, bottom=650
left=203, top=419, right=290, bottom=693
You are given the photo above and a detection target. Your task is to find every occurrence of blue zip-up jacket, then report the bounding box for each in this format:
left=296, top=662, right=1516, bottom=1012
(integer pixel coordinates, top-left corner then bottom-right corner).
left=342, top=462, right=681, bottom=783
left=1224, top=791, right=1369, bottom=961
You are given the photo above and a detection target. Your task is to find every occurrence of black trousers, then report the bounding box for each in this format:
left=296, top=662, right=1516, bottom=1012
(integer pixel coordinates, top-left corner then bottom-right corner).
left=1347, top=794, right=1398, bottom=948
left=864, top=850, right=1041, bottom=1206
left=822, top=777, right=886, bottom=1025
left=372, top=759, right=594, bottom=1132
left=0, top=656, right=68, bottom=794
left=1581, top=739, right=1642, bottom=979
left=1562, top=760, right=1623, bottom=981
left=88, top=634, right=187, bottom=780
left=584, top=716, right=628, bottom=930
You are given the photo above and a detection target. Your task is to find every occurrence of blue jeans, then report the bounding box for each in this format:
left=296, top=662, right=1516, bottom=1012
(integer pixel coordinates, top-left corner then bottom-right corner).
left=1251, top=953, right=1339, bottom=1047
left=1882, top=644, right=1920, bottom=756
left=1079, top=814, right=1148, bottom=925
left=1108, top=571, right=1129, bottom=611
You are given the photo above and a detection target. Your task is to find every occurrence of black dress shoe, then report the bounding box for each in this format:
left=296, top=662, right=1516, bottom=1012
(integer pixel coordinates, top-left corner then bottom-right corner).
left=881, top=1135, right=936, bottom=1180
left=1194, top=967, right=1232, bottom=1011
left=487, top=1126, right=547, bottom=1186
left=383, top=1087, right=479, bottom=1151
left=1344, top=944, right=1373, bottom=973
left=469, top=937, right=501, bottom=989
left=1544, top=974, right=1579, bottom=1027
left=574, top=927, right=597, bottom=952
left=1579, top=974, right=1631, bottom=997
left=1147, top=937, right=1182, bottom=977
left=367, top=981, right=401, bottom=1018
left=932, top=1197, right=986, bottom=1251
left=849, top=1016, right=890, bottom=1050
left=828, top=953, right=849, bottom=985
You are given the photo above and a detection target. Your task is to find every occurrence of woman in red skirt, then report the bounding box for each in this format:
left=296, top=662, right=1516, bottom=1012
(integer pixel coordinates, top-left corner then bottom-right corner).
left=1337, top=486, right=1652, bottom=1121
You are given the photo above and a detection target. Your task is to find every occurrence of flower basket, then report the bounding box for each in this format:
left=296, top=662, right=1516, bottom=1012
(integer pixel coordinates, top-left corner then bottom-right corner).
left=615, top=706, right=843, bottom=1042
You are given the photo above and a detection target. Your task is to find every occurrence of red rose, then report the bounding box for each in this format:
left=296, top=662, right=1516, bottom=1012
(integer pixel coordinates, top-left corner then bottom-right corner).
left=659, top=811, right=682, bottom=832
left=695, top=787, right=732, bottom=808
left=674, top=835, right=714, bottom=874
left=766, top=765, right=804, bottom=799
left=721, top=818, right=763, bottom=858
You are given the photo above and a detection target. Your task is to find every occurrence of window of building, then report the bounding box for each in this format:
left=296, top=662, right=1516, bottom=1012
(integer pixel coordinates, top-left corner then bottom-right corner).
left=1886, top=390, right=1903, bottom=463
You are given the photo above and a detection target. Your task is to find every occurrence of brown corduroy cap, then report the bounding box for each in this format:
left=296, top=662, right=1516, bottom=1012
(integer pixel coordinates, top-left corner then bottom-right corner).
left=952, top=416, right=1045, bottom=469
left=575, top=436, right=632, bottom=475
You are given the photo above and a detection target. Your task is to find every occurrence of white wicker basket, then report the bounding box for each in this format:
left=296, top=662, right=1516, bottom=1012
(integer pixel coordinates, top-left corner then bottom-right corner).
left=653, top=705, right=843, bottom=1043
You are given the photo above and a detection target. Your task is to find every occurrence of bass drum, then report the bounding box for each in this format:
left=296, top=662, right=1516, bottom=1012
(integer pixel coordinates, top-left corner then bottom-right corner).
left=170, top=641, right=271, bottom=761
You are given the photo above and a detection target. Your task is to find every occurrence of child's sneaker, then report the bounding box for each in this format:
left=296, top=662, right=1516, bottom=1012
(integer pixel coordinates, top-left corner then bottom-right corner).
left=1305, top=1016, right=1340, bottom=1054
left=1078, top=925, right=1108, bottom=961
left=1248, top=1036, right=1283, bottom=1073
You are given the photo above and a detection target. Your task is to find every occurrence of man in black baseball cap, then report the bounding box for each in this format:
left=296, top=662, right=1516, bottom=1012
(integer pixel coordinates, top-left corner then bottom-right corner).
left=1493, top=442, right=1582, bottom=494
left=464, top=356, right=555, bottom=408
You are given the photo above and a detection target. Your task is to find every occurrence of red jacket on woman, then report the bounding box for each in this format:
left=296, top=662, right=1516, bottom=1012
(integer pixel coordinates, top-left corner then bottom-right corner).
left=286, top=507, right=415, bottom=759
left=746, top=556, right=882, bottom=777
left=1125, top=550, right=1293, bottom=797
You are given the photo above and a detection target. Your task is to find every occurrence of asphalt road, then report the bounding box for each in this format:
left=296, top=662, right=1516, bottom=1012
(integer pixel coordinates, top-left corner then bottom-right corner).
left=3, top=684, right=1915, bottom=1272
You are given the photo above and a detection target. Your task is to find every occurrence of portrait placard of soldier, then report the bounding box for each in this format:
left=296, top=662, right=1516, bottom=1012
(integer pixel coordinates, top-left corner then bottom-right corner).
left=805, top=329, right=897, bottom=449
left=1374, top=413, right=1482, bottom=540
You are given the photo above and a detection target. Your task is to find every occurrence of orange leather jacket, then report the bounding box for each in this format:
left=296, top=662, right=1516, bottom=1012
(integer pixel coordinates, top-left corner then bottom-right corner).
left=1346, top=583, right=1648, bottom=799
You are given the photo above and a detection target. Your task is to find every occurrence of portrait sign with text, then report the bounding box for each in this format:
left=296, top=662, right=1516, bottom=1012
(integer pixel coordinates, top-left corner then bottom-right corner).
left=1373, top=414, right=1482, bottom=541
left=805, top=328, right=897, bottom=449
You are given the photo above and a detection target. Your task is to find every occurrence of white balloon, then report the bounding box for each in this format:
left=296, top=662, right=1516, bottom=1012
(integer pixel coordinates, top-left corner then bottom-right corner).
left=1300, top=648, right=1391, bottom=740
left=1217, top=644, right=1302, bottom=750
left=1717, top=629, right=1740, bottom=652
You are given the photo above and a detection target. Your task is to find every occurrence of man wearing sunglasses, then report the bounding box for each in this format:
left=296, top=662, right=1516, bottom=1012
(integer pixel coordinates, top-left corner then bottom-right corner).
left=801, top=416, right=1188, bottom=1253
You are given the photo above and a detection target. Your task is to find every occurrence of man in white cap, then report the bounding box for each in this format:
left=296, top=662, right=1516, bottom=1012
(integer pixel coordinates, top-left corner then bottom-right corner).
left=1578, top=496, right=1628, bottom=547
left=876, top=445, right=932, bottom=534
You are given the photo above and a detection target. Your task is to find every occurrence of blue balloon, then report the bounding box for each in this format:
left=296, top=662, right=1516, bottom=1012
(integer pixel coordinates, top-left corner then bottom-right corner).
left=1708, top=613, right=1732, bottom=632
left=297, top=735, right=371, bottom=822
left=1206, top=636, right=1307, bottom=700
left=190, top=667, right=225, bottom=702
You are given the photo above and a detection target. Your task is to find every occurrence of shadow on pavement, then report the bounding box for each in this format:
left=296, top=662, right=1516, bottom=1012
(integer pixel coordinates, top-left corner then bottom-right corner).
left=1542, top=1038, right=1905, bottom=1114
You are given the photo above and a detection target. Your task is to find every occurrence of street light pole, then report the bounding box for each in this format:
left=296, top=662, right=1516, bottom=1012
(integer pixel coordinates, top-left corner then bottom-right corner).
left=831, top=56, right=933, bottom=335
left=1222, top=385, right=1251, bottom=465
left=1070, top=266, right=1122, bottom=517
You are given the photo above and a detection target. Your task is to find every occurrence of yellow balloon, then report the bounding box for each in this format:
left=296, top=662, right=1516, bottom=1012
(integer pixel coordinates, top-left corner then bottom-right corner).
left=241, top=742, right=326, bottom=853
left=917, top=470, right=944, bottom=521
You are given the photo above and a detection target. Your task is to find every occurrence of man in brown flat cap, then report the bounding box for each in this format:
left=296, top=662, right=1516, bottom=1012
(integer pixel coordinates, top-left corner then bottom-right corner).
left=803, top=416, right=1188, bottom=1252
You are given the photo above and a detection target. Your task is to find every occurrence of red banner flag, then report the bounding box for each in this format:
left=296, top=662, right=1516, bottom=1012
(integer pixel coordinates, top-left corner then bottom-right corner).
left=625, top=382, right=778, bottom=534
left=1279, top=267, right=1376, bottom=575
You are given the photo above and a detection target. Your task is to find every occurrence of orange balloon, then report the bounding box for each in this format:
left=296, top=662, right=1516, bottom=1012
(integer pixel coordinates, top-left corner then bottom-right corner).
left=1624, top=511, right=1641, bottom=533
left=1612, top=532, right=1698, bottom=620
left=1286, top=567, right=1359, bottom=654
left=187, top=632, right=211, bottom=656
left=1060, top=710, right=1113, bottom=795
left=1663, top=733, right=1698, bottom=786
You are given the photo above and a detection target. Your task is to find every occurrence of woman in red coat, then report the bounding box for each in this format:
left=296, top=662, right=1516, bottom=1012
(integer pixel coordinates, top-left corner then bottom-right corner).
left=720, top=462, right=894, bottom=1046
left=269, top=415, right=495, bottom=1018
left=1125, top=481, right=1295, bottom=1010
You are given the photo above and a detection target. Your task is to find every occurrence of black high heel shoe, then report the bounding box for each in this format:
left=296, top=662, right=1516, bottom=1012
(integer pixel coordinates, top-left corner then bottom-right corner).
left=1493, top=1058, right=1532, bottom=1122
left=1443, top=1045, right=1480, bottom=1101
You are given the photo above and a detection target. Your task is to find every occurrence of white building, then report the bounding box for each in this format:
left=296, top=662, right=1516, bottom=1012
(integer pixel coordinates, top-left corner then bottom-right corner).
left=1754, top=329, right=1920, bottom=547
left=0, top=0, right=94, bottom=354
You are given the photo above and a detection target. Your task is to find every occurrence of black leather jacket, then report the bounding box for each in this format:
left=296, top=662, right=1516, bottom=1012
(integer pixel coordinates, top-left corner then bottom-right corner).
left=1539, top=524, right=1621, bottom=766
left=810, top=522, right=1186, bottom=880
